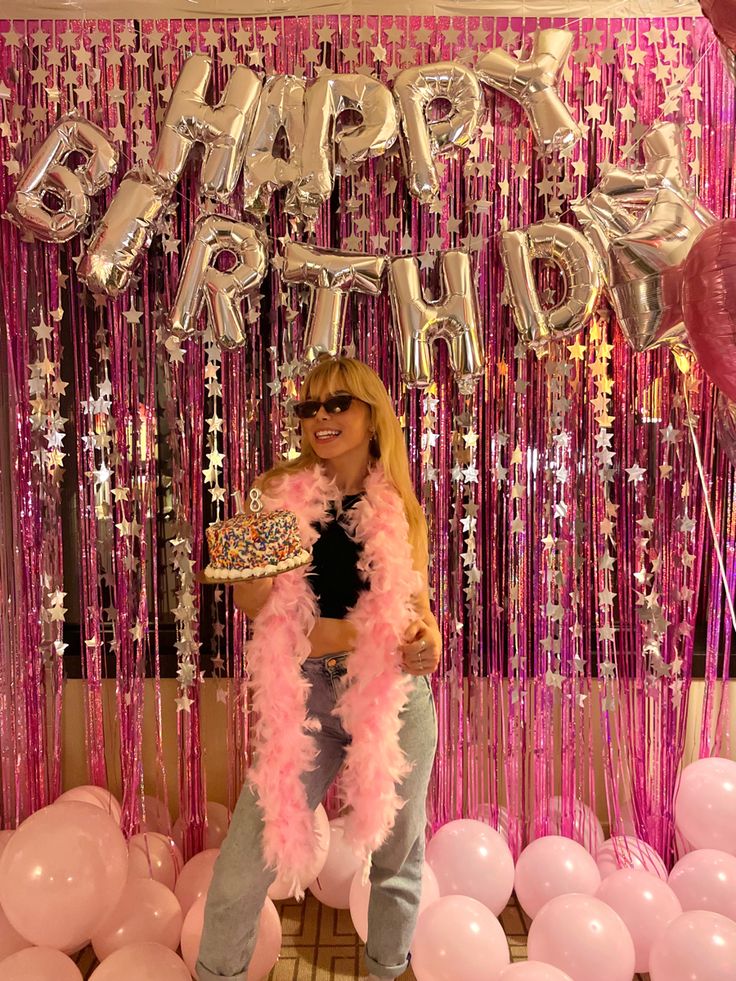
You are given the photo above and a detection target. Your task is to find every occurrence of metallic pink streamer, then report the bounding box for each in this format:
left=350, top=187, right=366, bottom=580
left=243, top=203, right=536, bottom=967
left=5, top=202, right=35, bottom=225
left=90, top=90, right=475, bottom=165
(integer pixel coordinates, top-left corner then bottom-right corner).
left=0, top=16, right=732, bottom=878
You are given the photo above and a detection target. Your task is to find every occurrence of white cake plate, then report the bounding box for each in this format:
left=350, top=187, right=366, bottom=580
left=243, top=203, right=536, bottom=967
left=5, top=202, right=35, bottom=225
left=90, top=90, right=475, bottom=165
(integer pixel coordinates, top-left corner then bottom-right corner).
left=195, top=548, right=312, bottom=585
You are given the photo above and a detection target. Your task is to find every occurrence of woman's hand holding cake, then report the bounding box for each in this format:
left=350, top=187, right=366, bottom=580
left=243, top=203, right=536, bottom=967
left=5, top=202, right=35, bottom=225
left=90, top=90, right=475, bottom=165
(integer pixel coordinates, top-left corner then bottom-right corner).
left=232, top=577, right=275, bottom=617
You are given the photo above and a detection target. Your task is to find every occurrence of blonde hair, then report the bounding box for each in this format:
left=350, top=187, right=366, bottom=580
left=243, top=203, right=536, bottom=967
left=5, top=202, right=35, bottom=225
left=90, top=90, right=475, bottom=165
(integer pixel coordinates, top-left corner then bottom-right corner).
left=261, top=358, right=428, bottom=564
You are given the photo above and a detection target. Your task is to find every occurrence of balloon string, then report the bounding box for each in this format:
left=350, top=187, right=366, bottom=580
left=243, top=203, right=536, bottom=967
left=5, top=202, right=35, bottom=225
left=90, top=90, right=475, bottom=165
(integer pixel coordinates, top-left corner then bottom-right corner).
left=683, top=383, right=736, bottom=641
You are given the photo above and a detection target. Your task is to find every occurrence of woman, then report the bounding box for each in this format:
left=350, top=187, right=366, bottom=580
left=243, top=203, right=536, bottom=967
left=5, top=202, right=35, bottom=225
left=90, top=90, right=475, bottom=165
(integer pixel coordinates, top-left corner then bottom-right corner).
left=196, top=357, right=440, bottom=981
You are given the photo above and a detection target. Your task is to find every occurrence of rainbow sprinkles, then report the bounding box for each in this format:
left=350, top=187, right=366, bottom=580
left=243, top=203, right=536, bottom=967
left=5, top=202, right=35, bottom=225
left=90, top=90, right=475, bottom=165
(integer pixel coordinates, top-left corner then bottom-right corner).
left=203, top=508, right=310, bottom=581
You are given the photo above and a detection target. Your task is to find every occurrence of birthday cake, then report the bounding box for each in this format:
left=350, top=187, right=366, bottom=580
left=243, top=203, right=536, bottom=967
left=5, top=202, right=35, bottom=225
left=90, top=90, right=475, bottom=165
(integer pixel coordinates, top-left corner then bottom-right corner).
left=202, top=502, right=310, bottom=582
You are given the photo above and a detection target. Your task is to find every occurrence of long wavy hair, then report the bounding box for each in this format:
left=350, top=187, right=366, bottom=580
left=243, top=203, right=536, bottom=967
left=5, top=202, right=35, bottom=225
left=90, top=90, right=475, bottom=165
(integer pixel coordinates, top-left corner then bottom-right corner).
left=261, top=357, right=427, bottom=560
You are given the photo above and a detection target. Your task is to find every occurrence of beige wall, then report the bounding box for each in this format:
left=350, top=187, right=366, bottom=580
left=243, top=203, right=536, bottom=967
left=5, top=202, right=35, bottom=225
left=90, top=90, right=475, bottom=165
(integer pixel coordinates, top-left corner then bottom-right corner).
left=60, top=678, right=734, bottom=826
left=62, top=679, right=237, bottom=819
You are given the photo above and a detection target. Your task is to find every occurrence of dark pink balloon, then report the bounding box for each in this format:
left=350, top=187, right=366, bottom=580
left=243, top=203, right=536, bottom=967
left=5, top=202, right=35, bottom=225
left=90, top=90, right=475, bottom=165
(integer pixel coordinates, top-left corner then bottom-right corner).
left=683, top=219, right=736, bottom=402
left=701, top=1, right=736, bottom=53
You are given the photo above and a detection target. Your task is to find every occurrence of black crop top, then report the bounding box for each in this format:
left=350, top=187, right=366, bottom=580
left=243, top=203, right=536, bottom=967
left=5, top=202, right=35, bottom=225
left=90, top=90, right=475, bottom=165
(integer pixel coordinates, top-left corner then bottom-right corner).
left=309, top=493, right=370, bottom=619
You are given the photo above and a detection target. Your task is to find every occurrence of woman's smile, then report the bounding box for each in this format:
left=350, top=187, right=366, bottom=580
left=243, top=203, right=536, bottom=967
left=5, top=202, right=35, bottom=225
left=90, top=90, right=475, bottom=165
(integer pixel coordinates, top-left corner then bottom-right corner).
left=314, top=428, right=341, bottom=443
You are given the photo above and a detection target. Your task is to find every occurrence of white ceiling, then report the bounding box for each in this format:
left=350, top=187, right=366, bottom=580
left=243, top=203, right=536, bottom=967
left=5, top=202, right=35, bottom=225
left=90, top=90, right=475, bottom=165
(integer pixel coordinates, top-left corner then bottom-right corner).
left=4, top=0, right=704, bottom=19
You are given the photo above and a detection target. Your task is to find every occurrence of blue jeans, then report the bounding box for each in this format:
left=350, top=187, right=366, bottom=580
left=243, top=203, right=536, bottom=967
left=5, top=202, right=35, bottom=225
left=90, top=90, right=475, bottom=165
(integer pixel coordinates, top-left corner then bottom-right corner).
left=195, top=652, right=438, bottom=980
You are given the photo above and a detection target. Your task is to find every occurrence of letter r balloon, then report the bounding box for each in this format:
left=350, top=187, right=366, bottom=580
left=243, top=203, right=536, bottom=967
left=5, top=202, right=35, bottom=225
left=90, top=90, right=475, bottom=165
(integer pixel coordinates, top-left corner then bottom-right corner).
left=168, top=216, right=268, bottom=350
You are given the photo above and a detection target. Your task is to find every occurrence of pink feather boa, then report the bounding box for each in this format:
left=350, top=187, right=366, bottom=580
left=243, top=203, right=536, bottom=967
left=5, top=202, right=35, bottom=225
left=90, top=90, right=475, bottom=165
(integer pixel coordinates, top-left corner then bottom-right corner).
left=245, top=462, right=422, bottom=900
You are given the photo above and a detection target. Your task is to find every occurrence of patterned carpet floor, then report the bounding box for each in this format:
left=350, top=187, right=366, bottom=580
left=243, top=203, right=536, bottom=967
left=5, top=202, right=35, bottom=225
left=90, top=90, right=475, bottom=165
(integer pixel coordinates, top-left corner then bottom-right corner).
left=267, top=893, right=531, bottom=979
left=74, top=893, right=648, bottom=979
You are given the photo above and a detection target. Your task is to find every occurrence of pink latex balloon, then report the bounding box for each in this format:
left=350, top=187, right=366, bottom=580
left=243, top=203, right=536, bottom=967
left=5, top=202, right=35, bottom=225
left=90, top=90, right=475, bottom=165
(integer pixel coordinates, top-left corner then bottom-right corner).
left=674, top=827, right=694, bottom=860
left=56, top=786, right=123, bottom=826
left=409, top=895, right=510, bottom=981
left=0, top=802, right=128, bottom=951
left=0, top=829, right=15, bottom=861
left=90, top=877, right=183, bottom=960
left=269, top=804, right=329, bottom=901
left=0, top=901, right=31, bottom=961
left=595, top=868, right=682, bottom=973
left=0, top=831, right=27, bottom=960
left=0, top=945, right=83, bottom=980
left=173, top=802, right=230, bottom=851
left=649, top=909, right=736, bottom=981
left=669, top=848, right=736, bottom=920
left=180, top=892, right=282, bottom=980
left=675, top=756, right=736, bottom=855
left=140, top=795, right=172, bottom=835
left=701, top=0, right=736, bottom=54
left=67, top=937, right=92, bottom=956
left=127, top=832, right=184, bottom=891
left=682, top=220, right=736, bottom=402
left=174, top=848, right=219, bottom=917
left=179, top=895, right=207, bottom=976
left=476, top=804, right=510, bottom=841
left=425, top=819, right=515, bottom=915
left=88, top=941, right=191, bottom=981
left=201, top=801, right=230, bottom=850
left=596, top=835, right=667, bottom=881
left=179, top=895, right=205, bottom=975
left=308, top=817, right=363, bottom=909
left=348, top=871, right=372, bottom=941
left=542, top=797, right=605, bottom=855
left=498, top=963, right=573, bottom=981
left=514, top=836, right=601, bottom=919
left=77, top=787, right=122, bottom=825
left=349, top=862, right=440, bottom=942
left=527, top=893, right=635, bottom=981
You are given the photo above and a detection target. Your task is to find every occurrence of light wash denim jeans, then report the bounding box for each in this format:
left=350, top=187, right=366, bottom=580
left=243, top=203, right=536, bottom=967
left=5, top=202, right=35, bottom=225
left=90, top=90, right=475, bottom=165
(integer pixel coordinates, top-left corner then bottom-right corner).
left=195, top=651, right=438, bottom=980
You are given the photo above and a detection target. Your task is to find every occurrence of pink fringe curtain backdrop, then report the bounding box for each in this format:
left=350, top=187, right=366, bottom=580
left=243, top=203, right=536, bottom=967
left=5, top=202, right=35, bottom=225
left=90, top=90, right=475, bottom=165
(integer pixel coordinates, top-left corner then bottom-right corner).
left=0, top=13, right=733, bottom=865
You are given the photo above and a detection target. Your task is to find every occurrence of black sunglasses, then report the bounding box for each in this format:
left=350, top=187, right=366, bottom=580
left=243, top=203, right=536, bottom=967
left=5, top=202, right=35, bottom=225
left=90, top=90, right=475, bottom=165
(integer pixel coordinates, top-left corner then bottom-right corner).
left=294, top=394, right=359, bottom=420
